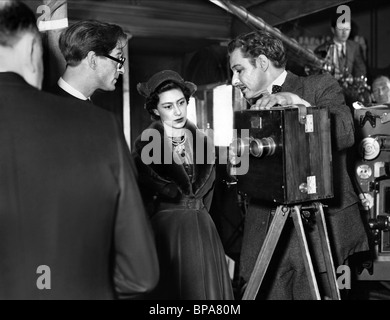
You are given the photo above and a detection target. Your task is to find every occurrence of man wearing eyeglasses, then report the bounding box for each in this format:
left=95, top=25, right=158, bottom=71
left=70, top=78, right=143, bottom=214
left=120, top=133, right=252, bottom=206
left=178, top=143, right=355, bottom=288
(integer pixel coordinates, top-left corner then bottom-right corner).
left=315, top=13, right=367, bottom=81
left=53, top=20, right=127, bottom=103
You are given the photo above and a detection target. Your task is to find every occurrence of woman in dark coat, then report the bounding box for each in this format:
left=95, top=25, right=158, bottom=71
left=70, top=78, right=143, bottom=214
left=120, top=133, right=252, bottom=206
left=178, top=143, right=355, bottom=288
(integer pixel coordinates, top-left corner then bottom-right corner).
left=133, top=70, right=234, bottom=300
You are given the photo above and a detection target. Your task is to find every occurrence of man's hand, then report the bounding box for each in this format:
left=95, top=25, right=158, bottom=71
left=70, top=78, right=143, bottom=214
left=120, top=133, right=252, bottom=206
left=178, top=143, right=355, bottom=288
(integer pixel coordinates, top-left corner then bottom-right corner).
left=250, top=92, right=311, bottom=110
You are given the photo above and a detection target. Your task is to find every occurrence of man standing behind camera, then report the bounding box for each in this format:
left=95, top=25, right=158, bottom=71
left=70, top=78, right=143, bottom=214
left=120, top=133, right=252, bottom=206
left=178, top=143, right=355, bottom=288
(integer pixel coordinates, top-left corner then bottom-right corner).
left=228, top=30, right=369, bottom=299
left=0, top=0, right=158, bottom=299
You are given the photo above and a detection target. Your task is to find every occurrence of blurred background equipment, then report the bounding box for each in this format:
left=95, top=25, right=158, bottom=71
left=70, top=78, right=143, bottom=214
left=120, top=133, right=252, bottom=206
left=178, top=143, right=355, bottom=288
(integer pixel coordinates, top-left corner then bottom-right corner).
left=353, top=104, right=390, bottom=281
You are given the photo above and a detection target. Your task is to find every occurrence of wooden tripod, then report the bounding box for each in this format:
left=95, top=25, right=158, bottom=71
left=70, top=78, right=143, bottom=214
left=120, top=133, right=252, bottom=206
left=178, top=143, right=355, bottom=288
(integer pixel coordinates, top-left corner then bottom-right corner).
left=242, top=202, right=341, bottom=300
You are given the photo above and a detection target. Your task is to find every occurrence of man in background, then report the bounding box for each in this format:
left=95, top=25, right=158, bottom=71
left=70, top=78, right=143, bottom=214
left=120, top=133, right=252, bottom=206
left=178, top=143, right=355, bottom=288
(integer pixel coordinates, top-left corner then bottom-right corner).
left=315, top=13, right=367, bottom=81
left=372, top=75, right=390, bottom=104
left=0, top=0, right=158, bottom=299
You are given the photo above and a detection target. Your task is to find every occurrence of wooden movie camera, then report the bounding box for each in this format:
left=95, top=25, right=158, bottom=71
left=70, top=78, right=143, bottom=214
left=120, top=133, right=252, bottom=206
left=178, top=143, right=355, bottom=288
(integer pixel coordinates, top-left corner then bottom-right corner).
left=230, top=105, right=341, bottom=300
left=230, top=105, right=333, bottom=205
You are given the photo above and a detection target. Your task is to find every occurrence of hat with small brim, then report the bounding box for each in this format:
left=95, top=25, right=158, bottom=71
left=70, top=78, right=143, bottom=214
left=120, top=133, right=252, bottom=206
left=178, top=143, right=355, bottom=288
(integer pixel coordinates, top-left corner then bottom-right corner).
left=137, top=70, right=197, bottom=98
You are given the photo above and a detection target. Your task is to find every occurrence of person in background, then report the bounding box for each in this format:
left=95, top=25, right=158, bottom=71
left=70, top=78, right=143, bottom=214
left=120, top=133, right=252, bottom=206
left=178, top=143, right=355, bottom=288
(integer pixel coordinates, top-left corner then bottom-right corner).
left=133, top=70, right=234, bottom=300
left=52, top=19, right=127, bottom=104
left=371, top=75, right=390, bottom=104
left=315, top=13, right=367, bottom=81
left=352, top=76, right=390, bottom=300
left=228, top=30, right=369, bottom=300
left=0, top=0, right=158, bottom=300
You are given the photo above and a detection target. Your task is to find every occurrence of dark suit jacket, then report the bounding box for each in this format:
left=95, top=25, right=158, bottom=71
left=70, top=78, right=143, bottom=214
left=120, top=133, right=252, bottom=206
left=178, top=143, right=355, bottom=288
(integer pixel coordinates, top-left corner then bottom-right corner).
left=315, top=39, right=367, bottom=78
left=239, top=72, right=369, bottom=292
left=48, top=83, right=122, bottom=123
left=0, top=72, right=158, bottom=300
left=48, top=83, right=135, bottom=176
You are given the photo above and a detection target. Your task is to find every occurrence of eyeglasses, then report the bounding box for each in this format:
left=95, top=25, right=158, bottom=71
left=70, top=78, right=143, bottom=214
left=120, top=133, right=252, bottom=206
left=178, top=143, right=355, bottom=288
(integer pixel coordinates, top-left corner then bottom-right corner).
left=103, top=54, right=126, bottom=69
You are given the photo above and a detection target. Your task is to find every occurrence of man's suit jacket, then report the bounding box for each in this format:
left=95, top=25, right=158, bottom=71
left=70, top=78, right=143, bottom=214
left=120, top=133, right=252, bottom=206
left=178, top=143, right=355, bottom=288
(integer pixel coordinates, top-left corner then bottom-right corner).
left=315, top=39, right=367, bottom=78
left=0, top=72, right=158, bottom=299
left=49, top=83, right=135, bottom=175
left=239, top=72, right=369, bottom=293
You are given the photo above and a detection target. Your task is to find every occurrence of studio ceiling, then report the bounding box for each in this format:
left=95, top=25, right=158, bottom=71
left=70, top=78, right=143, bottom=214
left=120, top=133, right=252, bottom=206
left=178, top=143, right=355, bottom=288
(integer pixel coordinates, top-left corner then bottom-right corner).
left=27, top=0, right=353, bottom=55
left=57, top=0, right=353, bottom=40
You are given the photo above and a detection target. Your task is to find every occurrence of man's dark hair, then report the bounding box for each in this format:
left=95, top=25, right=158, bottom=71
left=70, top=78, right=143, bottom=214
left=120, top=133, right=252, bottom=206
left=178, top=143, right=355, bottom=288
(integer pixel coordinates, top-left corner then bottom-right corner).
left=227, top=30, right=287, bottom=69
left=59, top=20, right=127, bottom=67
left=0, top=0, right=39, bottom=47
left=331, top=13, right=340, bottom=28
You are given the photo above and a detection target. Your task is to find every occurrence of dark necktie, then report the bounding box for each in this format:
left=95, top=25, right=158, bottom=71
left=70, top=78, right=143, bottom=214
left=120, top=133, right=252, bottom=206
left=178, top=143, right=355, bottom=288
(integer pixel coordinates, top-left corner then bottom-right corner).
left=272, top=85, right=282, bottom=94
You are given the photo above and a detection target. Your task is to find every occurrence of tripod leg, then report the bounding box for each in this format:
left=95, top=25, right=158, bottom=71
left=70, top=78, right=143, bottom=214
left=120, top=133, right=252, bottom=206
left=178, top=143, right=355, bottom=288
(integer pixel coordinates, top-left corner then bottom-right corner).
left=314, top=203, right=341, bottom=300
left=242, top=205, right=290, bottom=300
left=291, top=205, right=321, bottom=300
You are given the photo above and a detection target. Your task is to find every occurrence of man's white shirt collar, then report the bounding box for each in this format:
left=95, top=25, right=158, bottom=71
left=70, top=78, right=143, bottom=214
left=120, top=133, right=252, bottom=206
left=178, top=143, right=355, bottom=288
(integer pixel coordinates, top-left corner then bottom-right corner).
left=58, top=77, right=89, bottom=101
left=267, top=70, right=287, bottom=94
left=333, top=40, right=346, bottom=55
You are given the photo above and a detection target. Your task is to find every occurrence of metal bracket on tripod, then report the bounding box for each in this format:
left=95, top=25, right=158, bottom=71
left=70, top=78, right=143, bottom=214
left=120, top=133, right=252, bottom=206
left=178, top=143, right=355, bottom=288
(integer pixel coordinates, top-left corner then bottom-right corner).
left=242, top=202, right=340, bottom=300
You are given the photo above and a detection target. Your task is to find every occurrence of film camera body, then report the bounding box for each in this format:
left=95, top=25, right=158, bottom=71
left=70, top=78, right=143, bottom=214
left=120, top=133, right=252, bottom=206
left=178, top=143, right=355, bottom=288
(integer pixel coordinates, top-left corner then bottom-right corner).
left=232, top=106, right=343, bottom=300
left=229, top=105, right=333, bottom=205
left=354, top=104, right=390, bottom=280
